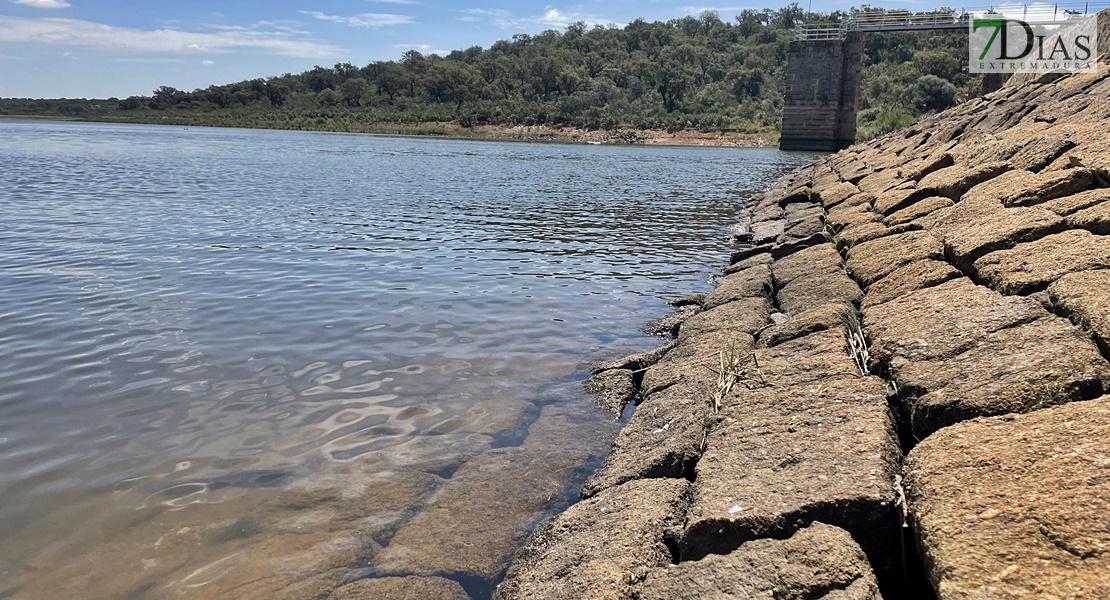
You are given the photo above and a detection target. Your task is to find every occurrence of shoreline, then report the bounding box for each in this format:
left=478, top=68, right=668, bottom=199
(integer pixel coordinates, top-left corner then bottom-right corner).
left=496, top=14, right=1110, bottom=599
left=0, top=114, right=781, bottom=148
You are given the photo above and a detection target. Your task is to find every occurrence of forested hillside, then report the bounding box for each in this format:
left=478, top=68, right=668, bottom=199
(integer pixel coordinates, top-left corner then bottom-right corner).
left=0, top=5, right=979, bottom=141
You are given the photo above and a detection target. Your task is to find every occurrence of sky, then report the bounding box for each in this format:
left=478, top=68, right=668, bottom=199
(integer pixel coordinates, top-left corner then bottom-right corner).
left=0, top=0, right=864, bottom=99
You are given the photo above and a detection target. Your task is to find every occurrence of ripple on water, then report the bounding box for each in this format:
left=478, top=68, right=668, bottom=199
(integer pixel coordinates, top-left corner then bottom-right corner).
left=0, top=120, right=815, bottom=599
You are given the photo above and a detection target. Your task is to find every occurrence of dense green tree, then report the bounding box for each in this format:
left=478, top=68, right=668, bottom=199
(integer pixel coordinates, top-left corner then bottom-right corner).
left=14, top=4, right=978, bottom=140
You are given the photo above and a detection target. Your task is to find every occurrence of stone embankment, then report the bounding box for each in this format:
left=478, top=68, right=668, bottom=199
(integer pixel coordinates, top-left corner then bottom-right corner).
left=497, top=12, right=1110, bottom=600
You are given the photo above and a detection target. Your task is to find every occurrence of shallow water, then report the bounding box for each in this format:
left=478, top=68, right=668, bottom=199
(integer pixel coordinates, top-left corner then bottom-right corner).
left=0, top=120, right=814, bottom=599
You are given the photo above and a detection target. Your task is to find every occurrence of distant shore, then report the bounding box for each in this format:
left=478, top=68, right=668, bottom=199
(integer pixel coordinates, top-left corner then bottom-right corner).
left=1, top=114, right=779, bottom=148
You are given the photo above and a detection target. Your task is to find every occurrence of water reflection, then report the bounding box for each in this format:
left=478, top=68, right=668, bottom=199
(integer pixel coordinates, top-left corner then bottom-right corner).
left=0, top=120, right=815, bottom=599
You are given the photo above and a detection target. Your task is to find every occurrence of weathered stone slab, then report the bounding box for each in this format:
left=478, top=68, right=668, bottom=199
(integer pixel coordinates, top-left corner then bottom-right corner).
left=997, top=167, right=1096, bottom=207
left=873, top=184, right=929, bottom=215
left=777, top=269, right=862, bottom=316
left=580, top=380, right=711, bottom=498
left=677, top=297, right=771, bottom=341
left=703, top=265, right=772, bottom=310
left=375, top=404, right=610, bottom=582
left=917, top=161, right=1010, bottom=199
left=905, top=397, right=1110, bottom=600
left=883, top=195, right=953, bottom=226
left=1066, top=199, right=1110, bottom=233
left=942, top=207, right=1066, bottom=269
left=583, top=368, right=636, bottom=420
left=973, top=229, right=1110, bottom=294
left=328, top=576, right=469, bottom=600
left=860, top=259, right=963, bottom=309
left=770, top=243, right=845, bottom=291
left=784, top=201, right=824, bottom=221
left=756, top=302, right=850, bottom=348
left=641, top=330, right=754, bottom=396
left=837, top=221, right=903, bottom=247
left=729, top=243, right=773, bottom=265
left=895, top=315, right=1107, bottom=439
left=722, top=250, right=773, bottom=275
left=1040, top=187, right=1110, bottom=215
left=499, top=478, right=690, bottom=600
left=914, top=194, right=1003, bottom=236
left=818, top=181, right=862, bottom=208
left=638, top=523, right=881, bottom=600
left=864, top=277, right=1047, bottom=364
left=1008, top=135, right=1076, bottom=172
left=751, top=220, right=786, bottom=245
left=828, top=200, right=881, bottom=230
left=749, top=202, right=785, bottom=223
left=591, top=341, right=674, bottom=375
left=745, top=328, right=860, bottom=387
left=1048, top=269, right=1110, bottom=353
left=846, top=230, right=944, bottom=287
left=683, top=376, right=900, bottom=577
left=857, top=168, right=910, bottom=195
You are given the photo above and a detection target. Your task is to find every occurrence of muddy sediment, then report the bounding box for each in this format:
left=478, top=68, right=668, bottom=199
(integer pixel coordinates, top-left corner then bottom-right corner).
left=499, top=11, right=1110, bottom=600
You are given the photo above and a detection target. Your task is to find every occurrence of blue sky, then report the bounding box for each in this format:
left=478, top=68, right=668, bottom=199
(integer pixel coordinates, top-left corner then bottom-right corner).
left=1, top=0, right=860, bottom=99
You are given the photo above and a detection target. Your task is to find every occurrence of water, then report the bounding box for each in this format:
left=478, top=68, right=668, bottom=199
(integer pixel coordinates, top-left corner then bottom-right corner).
left=0, top=120, right=814, bottom=599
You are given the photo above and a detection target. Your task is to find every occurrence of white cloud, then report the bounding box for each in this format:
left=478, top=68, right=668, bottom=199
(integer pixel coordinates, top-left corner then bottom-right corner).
left=14, top=0, right=71, bottom=8
left=0, top=16, right=343, bottom=58
left=201, top=59, right=214, bottom=65
left=299, top=10, right=415, bottom=28
left=113, top=57, right=187, bottom=63
left=680, top=6, right=749, bottom=16
left=457, top=6, right=613, bottom=29
left=393, top=43, right=451, bottom=55
left=365, top=0, right=420, bottom=4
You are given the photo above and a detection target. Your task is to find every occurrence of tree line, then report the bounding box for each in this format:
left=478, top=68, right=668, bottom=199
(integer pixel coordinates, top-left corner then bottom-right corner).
left=0, top=5, right=980, bottom=140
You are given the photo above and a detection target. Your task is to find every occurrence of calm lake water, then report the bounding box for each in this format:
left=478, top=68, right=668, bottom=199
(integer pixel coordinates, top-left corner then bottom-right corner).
left=0, top=120, right=813, bottom=599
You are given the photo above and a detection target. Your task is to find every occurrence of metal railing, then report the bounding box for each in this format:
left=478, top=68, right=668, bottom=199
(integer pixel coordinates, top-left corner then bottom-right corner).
left=795, top=3, right=1109, bottom=40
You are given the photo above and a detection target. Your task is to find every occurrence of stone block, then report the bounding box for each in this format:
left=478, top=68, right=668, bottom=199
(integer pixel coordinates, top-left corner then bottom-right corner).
left=580, top=380, right=712, bottom=498
left=777, top=269, right=862, bottom=316
left=905, top=398, right=1110, bottom=600
left=883, top=196, right=953, bottom=226
left=873, top=184, right=930, bottom=215
left=499, top=478, right=690, bottom=600
left=703, top=265, right=772, bottom=310
left=638, top=523, right=881, bottom=600
left=1048, top=269, right=1110, bottom=353
left=751, top=220, right=786, bottom=245
left=818, top=181, right=862, bottom=208
left=828, top=200, right=881, bottom=230
left=973, top=229, right=1110, bottom=294
left=723, top=250, right=773, bottom=275
left=746, top=328, right=860, bottom=388
left=860, top=260, right=963, bottom=309
left=770, top=243, right=845, bottom=291
left=942, top=207, right=1067, bottom=269
left=846, top=230, right=944, bottom=287
left=756, top=302, right=851, bottom=348
left=682, top=376, right=900, bottom=576
left=1066, top=199, right=1110, bottom=233
left=917, top=162, right=1010, bottom=199
left=678, top=297, right=772, bottom=341
left=999, top=168, right=1096, bottom=207
left=895, top=315, right=1108, bottom=439
left=1040, top=187, right=1110, bottom=216
left=864, top=277, right=1048, bottom=365
left=641, top=330, right=755, bottom=396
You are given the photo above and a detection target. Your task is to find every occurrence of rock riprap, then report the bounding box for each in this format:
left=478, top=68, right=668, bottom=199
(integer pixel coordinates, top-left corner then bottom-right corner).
left=500, top=14, right=1110, bottom=600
